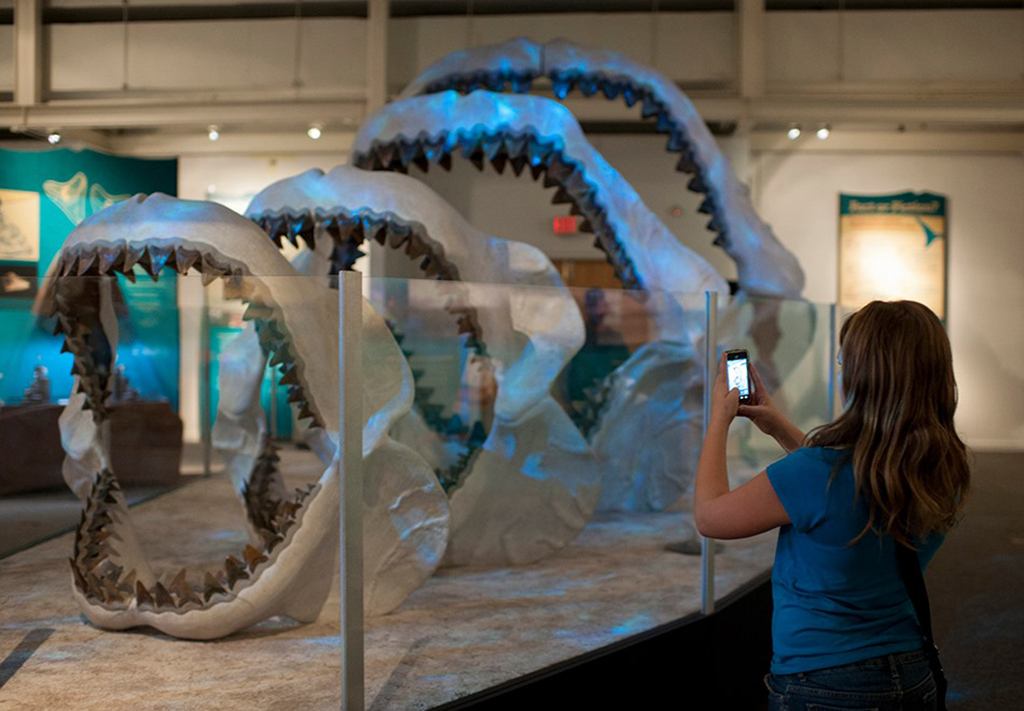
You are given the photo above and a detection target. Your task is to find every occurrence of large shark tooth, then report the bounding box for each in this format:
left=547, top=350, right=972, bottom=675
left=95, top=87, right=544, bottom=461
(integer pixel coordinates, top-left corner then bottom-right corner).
left=202, top=572, right=227, bottom=602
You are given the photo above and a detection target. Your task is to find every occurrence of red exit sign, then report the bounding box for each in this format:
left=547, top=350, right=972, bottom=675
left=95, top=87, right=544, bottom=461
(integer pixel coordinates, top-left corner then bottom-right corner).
left=553, top=216, right=578, bottom=234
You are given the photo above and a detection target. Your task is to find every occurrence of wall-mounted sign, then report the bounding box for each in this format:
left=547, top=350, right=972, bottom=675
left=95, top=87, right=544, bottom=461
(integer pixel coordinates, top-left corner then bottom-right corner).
left=0, top=188, right=41, bottom=300
left=0, top=189, right=40, bottom=263
left=839, top=192, right=947, bottom=319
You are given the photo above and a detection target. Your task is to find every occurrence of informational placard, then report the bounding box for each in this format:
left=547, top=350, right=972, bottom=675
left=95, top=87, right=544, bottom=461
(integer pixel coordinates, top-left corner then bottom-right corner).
left=0, top=189, right=41, bottom=300
left=839, top=192, right=947, bottom=319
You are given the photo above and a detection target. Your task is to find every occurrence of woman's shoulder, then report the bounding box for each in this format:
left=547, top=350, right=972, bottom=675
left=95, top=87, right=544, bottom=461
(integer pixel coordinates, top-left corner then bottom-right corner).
left=769, top=446, right=852, bottom=483
left=803, top=445, right=850, bottom=459
left=787, top=445, right=850, bottom=465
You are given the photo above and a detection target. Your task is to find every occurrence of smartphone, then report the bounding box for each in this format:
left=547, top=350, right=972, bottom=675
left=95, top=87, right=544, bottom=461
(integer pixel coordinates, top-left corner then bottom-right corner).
left=725, top=349, right=752, bottom=405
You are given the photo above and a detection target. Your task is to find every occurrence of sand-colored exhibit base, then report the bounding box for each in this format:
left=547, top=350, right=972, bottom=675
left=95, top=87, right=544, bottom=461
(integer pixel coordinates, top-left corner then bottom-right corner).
left=0, top=448, right=775, bottom=710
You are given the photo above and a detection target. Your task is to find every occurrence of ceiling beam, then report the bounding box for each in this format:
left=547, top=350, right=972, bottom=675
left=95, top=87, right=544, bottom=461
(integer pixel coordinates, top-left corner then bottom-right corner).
left=0, top=95, right=366, bottom=130
left=108, top=129, right=356, bottom=157
left=5, top=91, right=1024, bottom=140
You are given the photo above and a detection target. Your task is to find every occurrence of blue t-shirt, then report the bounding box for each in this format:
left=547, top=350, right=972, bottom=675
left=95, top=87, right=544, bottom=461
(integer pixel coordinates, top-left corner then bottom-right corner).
left=766, top=446, right=943, bottom=675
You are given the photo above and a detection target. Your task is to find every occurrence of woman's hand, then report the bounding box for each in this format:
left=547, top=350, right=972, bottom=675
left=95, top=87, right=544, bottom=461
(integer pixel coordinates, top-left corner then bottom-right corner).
left=710, top=352, right=740, bottom=429
left=695, top=353, right=792, bottom=539
left=736, top=363, right=805, bottom=453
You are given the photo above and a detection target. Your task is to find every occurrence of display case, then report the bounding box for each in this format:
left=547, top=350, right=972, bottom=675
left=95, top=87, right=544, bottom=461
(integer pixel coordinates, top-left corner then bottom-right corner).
left=0, top=269, right=834, bottom=709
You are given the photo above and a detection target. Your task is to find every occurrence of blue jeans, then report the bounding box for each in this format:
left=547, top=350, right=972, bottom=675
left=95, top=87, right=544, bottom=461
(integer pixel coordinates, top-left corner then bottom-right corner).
left=765, top=648, right=938, bottom=711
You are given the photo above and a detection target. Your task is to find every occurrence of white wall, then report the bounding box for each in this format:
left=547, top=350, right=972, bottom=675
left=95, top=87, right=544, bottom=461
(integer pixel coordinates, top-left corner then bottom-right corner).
left=754, top=150, right=1024, bottom=450
left=389, top=12, right=737, bottom=93
left=30, top=8, right=1024, bottom=103
left=48, top=18, right=367, bottom=93
left=765, top=10, right=1024, bottom=86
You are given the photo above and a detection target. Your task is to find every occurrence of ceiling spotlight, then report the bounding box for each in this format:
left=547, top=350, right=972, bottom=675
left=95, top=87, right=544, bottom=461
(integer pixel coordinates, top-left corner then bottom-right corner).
left=207, top=125, right=220, bottom=142
left=787, top=125, right=801, bottom=140
left=307, top=125, right=323, bottom=140
left=47, top=132, right=61, bottom=145
left=816, top=125, right=831, bottom=140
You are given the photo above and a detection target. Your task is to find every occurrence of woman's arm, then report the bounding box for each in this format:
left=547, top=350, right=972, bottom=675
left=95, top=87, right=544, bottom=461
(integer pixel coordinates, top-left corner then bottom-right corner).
left=694, top=353, right=791, bottom=540
left=736, top=363, right=806, bottom=454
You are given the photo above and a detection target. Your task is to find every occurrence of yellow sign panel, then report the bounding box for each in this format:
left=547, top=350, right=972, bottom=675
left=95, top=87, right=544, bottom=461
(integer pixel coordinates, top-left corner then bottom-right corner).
left=839, top=193, right=946, bottom=319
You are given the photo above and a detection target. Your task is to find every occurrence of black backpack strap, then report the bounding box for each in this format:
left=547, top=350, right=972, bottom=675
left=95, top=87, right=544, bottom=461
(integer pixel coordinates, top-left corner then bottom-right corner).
left=895, top=542, right=948, bottom=710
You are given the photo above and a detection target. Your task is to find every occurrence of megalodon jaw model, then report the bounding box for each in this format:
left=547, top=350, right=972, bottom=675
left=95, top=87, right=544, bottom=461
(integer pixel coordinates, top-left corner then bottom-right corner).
left=396, top=36, right=805, bottom=300
left=349, top=89, right=731, bottom=512
left=351, top=89, right=729, bottom=342
left=246, top=166, right=601, bottom=566
left=45, top=192, right=448, bottom=638
left=348, top=40, right=812, bottom=511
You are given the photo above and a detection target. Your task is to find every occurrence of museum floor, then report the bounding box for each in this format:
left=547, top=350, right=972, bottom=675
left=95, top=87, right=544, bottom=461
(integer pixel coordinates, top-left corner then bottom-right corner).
left=0, top=446, right=775, bottom=710
left=0, top=449, right=1019, bottom=710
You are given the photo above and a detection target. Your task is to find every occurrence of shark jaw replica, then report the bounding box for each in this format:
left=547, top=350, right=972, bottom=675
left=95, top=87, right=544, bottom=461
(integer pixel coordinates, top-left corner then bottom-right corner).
left=395, top=37, right=805, bottom=299
left=351, top=90, right=728, bottom=327
left=246, top=166, right=600, bottom=566
left=47, top=193, right=448, bottom=638
left=350, top=90, right=731, bottom=512
left=350, top=41, right=809, bottom=511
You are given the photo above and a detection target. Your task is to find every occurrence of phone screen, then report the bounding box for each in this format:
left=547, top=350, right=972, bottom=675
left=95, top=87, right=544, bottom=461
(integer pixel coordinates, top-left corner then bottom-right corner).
left=726, top=352, right=751, bottom=402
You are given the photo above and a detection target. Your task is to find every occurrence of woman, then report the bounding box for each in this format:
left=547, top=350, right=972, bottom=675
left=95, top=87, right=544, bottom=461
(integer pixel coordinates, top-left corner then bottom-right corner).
left=695, top=300, right=970, bottom=710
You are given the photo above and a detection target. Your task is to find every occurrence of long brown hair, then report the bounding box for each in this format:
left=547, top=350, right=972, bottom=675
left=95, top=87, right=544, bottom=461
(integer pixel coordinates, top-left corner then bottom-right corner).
left=806, top=300, right=970, bottom=547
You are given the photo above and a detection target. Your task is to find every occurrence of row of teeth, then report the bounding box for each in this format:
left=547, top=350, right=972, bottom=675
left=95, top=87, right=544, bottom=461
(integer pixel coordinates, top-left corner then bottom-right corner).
left=391, top=326, right=489, bottom=492
left=420, top=70, right=730, bottom=251
left=251, top=210, right=489, bottom=356
left=70, top=467, right=318, bottom=611
left=51, top=244, right=236, bottom=422
left=50, top=279, right=113, bottom=419
left=424, top=71, right=539, bottom=96
left=54, top=243, right=241, bottom=286
left=242, top=437, right=307, bottom=539
left=241, top=298, right=323, bottom=429
left=352, top=130, right=645, bottom=291
left=51, top=244, right=323, bottom=429
left=252, top=210, right=456, bottom=280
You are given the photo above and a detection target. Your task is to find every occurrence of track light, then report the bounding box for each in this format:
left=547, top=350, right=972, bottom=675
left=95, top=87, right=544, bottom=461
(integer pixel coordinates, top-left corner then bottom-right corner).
left=787, top=125, right=801, bottom=140
left=47, top=132, right=62, bottom=145
left=816, top=124, right=831, bottom=140
left=307, top=125, right=323, bottom=140
left=207, top=125, right=220, bottom=142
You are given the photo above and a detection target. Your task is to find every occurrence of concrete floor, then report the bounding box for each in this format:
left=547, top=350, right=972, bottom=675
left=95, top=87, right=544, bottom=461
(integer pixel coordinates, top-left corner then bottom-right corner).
left=0, top=447, right=774, bottom=710
left=0, top=442, right=211, bottom=559
left=926, top=451, right=1024, bottom=711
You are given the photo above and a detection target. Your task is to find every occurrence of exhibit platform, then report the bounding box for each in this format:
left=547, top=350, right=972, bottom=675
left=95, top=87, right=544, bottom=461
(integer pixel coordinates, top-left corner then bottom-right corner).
left=0, top=446, right=775, bottom=709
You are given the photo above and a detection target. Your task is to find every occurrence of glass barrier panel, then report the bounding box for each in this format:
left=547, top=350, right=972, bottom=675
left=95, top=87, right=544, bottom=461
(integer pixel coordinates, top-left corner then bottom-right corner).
left=711, top=294, right=835, bottom=607
left=360, top=276, right=709, bottom=708
left=1, top=266, right=833, bottom=708
left=0, top=274, right=343, bottom=707
left=0, top=273, right=186, bottom=558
